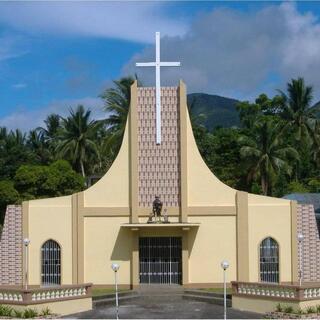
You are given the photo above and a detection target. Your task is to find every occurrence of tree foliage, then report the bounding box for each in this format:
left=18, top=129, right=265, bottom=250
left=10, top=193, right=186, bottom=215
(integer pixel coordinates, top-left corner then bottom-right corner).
left=14, top=160, right=84, bottom=200
left=0, top=76, right=319, bottom=226
left=56, top=105, right=102, bottom=178
left=0, top=181, right=20, bottom=224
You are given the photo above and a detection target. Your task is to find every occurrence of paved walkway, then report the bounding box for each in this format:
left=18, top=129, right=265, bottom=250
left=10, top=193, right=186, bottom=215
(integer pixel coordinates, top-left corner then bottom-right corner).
left=68, top=295, right=261, bottom=319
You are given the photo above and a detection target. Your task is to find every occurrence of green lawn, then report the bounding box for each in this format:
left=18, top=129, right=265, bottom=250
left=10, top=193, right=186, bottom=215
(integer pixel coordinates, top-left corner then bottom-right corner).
left=92, top=288, right=117, bottom=297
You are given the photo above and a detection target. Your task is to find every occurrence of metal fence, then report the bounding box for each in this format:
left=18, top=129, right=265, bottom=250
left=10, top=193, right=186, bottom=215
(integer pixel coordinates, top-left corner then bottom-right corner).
left=139, top=237, right=182, bottom=284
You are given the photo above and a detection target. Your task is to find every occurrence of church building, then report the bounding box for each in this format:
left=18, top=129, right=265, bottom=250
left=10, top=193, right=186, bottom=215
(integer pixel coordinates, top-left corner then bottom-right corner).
left=0, top=79, right=300, bottom=289
left=2, top=32, right=314, bottom=290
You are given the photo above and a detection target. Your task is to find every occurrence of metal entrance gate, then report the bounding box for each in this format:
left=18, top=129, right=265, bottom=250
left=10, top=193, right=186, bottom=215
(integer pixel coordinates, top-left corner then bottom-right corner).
left=139, top=237, right=182, bottom=284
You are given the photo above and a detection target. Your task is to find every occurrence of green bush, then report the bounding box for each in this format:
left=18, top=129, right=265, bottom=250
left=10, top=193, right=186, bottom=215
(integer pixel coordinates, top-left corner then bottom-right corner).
left=13, top=309, right=23, bottom=318
left=283, top=305, right=294, bottom=313
left=23, top=308, right=38, bottom=318
left=0, top=304, right=52, bottom=318
left=40, top=307, right=51, bottom=316
left=316, top=304, right=320, bottom=313
left=295, top=307, right=304, bottom=314
left=0, top=304, right=13, bottom=317
left=275, top=303, right=283, bottom=312
left=306, top=306, right=316, bottom=314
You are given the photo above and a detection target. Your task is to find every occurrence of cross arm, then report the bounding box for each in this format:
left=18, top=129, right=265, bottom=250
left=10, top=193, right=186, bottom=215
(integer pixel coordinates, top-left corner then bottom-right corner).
left=160, top=62, right=181, bottom=67
left=136, top=62, right=156, bottom=67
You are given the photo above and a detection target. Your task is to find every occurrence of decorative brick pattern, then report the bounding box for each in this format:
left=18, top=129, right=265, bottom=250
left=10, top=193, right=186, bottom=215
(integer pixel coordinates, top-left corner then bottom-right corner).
left=297, top=204, right=320, bottom=282
left=0, top=205, right=23, bottom=285
left=137, top=87, right=181, bottom=208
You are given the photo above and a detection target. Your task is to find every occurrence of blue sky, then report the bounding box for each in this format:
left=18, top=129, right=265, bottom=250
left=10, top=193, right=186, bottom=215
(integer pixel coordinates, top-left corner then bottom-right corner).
left=1, top=1, right=320, bottom=130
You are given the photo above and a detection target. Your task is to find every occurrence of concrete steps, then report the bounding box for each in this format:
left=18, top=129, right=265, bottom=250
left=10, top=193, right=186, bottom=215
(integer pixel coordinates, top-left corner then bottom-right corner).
left=93, top=291, right=139, bottom=307
left=184, top=289, right=232, bottom=299
left=92, top=287, right=232, bottom=308
left=183, top=289, right=232, bottom=307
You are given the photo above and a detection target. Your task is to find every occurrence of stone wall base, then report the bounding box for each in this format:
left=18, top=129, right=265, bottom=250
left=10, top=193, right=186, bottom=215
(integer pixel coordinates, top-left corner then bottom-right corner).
left=233, top=296, right=320, bottom=314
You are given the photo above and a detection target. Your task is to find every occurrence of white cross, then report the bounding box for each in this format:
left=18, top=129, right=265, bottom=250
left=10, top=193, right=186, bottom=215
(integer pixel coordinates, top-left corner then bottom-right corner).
left=136, top=32, right=181, bottom=145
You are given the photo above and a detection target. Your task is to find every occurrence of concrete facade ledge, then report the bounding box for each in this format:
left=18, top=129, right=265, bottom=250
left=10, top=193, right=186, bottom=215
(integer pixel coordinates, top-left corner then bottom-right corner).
left=121, top=223, right=200, bottom=230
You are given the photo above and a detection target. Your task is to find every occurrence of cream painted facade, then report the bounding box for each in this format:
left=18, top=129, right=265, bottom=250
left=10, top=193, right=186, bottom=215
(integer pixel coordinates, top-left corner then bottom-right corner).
left=20, top=81, right=298, bottom=288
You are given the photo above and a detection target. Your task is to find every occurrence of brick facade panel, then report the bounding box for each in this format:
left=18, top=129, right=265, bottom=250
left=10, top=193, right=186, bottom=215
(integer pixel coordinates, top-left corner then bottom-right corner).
left=0, top=205, right=22, bottom=285
left=297, top=204, right=320, bottom=282
left=137, top=87, right=181, bottom=208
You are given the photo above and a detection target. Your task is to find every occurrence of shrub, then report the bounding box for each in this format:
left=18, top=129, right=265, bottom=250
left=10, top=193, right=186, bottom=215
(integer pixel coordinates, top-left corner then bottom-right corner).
left=23, top=308, right=38, bottom=318
left=40, top=307, right=52, bottom=316
left=0, top=304, right=13, bottom=317
left=316, top=304, right=320, bottom=313
left=296, top=307, right=304, bottom=314
left=306, top=306, right=316, bottom=314
left=283, top=305, right=294, bottom=313
left=275, top=303, right=283, bottom=312
left=13, top=309, right=23, bottom=318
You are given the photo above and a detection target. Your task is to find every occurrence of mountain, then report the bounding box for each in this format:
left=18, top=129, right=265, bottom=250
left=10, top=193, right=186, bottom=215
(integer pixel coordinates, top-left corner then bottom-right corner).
left=187, top=93, right=240, bottom=130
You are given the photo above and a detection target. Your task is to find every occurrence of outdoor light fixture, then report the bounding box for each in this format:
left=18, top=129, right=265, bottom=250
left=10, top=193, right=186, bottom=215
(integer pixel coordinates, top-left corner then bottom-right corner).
left=23, top=238, right=30, bottom=290
left=298, top=234, right=304, bottom=242
left=111, top=263, right=120, bottom=319
left=221, top=260, right=229, bottom=320
left=298, top=234, right=304, bottom=286
left=221, top=260, right=229, bottom=270
left=111, top=263, right=120, bottom=272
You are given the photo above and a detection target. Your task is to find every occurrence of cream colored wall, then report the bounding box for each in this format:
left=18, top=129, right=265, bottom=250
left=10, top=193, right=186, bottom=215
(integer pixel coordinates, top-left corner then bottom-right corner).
left=188, top=216, right=237, bottom=283
left=84, top=217, right=131, bottom=284
left=232, top=296, right=295, bottom=314
left=83, top=122, right=130, bottom=208
left=27, top=196, right=73, bottom=285
left=247, top=193, right=292, bottom=282
left=186, top=114, right=236, bottom=206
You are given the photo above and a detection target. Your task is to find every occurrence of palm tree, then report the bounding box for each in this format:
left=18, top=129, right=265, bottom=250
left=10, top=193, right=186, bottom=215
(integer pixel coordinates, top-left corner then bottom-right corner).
left=27, top=129, right=52, bottom=164
left=240, top=117, right=299, bottom=195
left=37, top=114, right=61, bottom=142
left=100, top=76, right=136, bottom=154
left=0, top=129, right=32, bottom=179
left=56, top=105, right=101, bottom=179
left=278, top=78, right=316, bottom=143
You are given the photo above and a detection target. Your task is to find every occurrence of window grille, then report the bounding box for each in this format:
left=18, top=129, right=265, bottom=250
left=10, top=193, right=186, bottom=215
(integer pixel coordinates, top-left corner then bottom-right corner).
left=259, top=237, right=279, bottom=283
left=41, top=240, right=61, bottom=286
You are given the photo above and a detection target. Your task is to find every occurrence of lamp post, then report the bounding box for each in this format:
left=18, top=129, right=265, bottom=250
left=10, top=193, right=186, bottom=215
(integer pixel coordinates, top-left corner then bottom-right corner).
left=111, top=263, right=120, bottom=320
left=221, top=260, right=229, bottom=320
left=298, top=233, right=304, bottom=286
left=23, top=238, right=30, bottom=290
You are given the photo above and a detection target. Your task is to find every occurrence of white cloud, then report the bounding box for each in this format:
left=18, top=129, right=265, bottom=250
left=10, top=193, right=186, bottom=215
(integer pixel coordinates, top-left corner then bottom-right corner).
left=0, top=97, right=105, bottom=132
left=0, top=2, right=187, bottom=44
left=0, top=33, right=28, bottom=62
left=123, top=3, right=320, bottom=101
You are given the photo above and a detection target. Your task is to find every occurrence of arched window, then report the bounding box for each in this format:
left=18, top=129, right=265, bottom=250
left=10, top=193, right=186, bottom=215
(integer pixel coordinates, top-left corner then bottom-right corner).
left=259, top=237, right=279, bottom=283
left=41, top=240, right=61, bottom=286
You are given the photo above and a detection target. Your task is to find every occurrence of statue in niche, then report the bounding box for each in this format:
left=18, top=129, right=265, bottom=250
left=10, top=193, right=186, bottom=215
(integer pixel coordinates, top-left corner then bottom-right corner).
left=152, top=196, right=163, bottom=222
